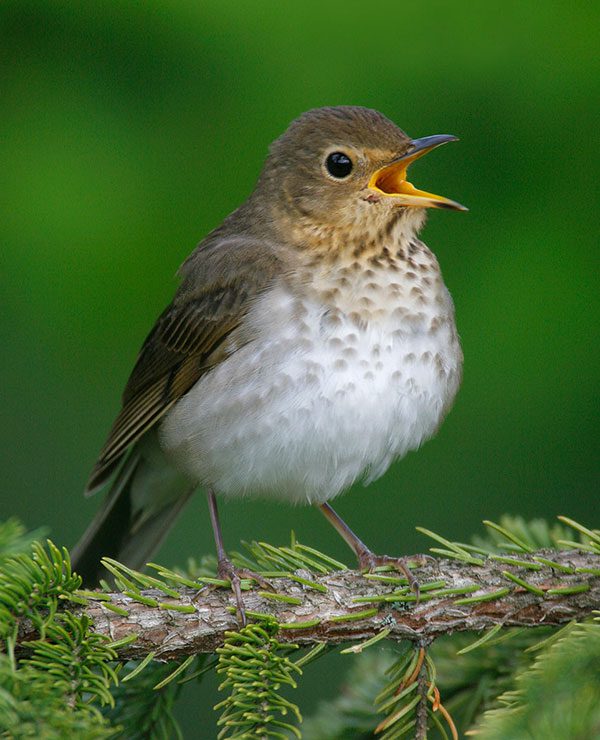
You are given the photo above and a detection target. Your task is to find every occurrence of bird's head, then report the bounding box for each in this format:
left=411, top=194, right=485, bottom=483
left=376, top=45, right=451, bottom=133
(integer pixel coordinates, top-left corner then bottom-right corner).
left=258, top=106, right=466, bottom=246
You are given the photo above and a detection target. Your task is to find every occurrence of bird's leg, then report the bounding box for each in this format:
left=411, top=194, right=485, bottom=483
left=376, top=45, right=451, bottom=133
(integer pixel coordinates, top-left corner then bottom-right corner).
left=206, top=489, right=271, bottom=626
left=319, top=502, right=423, bottom=596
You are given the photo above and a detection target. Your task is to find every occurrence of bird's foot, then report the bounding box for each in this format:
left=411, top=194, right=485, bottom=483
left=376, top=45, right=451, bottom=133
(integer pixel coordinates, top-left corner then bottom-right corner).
left=193, top=558, right=273, bottom=627
left=356, top=550, right=430, bottom=601
left=216, top=558, right=273, bottom=627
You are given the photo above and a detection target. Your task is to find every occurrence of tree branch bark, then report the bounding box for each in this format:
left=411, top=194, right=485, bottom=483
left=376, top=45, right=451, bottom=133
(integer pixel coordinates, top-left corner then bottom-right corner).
left=21, top=549, right=600, bottom=660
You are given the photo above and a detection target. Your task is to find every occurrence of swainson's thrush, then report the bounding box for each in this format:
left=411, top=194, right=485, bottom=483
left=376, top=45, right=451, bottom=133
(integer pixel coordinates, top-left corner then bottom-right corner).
left=73, top=106, right=466, bottom=622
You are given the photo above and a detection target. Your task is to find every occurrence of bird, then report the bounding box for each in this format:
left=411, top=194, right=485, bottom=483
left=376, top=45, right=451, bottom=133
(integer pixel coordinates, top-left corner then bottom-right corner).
left=72, top=105, right=466, bottom=623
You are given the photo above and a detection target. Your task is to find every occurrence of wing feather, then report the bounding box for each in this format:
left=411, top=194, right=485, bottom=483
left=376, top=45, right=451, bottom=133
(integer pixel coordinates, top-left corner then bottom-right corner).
left=85, top=237, right=284, bottom=494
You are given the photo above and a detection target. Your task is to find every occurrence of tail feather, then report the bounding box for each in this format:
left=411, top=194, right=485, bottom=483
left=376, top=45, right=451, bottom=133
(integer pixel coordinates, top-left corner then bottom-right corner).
left=72, top=434, right=195, bottom=585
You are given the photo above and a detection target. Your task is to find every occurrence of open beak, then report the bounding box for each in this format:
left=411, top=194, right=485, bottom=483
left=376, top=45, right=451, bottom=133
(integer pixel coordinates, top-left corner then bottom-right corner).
left=368, top=134, right=467, bottom=211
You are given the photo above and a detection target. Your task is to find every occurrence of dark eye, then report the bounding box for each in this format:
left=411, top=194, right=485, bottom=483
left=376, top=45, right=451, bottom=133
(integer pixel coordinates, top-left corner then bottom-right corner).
left=325, top=151, right=353, bottom=178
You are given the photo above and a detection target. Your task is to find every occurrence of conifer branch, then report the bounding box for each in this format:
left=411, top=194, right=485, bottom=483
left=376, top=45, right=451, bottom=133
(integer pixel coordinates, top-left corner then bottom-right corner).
left=16, top=549, right=600, bottom=660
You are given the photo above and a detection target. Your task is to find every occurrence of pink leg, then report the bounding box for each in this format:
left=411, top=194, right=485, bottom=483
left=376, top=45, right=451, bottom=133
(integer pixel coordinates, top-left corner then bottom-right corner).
left=319, top=502, right=421, bottom=595
left=206, top=489, right=271, bottom=626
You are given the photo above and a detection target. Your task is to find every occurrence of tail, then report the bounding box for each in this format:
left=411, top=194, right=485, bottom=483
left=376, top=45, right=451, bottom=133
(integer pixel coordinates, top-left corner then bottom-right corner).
left=72, top=432, right=195, bottom=585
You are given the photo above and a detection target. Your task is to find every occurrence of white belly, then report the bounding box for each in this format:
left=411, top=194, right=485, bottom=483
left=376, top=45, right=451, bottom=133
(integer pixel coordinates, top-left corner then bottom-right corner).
left=160, top=278, right=462, bottom=505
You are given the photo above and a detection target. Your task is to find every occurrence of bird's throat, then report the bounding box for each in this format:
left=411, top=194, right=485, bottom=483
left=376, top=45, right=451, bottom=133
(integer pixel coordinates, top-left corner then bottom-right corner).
left=277, top=201, right=427, bottom=265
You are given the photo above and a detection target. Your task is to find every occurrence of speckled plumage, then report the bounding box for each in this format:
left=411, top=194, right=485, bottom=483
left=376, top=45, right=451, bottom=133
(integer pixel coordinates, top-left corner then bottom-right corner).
left=74, top=106, right=465, bottom=586
left=161, top=211, right=462, bottom=503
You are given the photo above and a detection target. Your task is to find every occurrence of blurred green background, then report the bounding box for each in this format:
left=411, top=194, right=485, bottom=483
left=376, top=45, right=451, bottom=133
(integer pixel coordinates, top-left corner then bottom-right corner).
left=2, top=0, right=598, bottom=734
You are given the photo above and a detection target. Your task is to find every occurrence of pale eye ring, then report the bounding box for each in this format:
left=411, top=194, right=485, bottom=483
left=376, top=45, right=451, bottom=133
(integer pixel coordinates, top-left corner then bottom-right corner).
left=325, top=151, right=353, bottom=178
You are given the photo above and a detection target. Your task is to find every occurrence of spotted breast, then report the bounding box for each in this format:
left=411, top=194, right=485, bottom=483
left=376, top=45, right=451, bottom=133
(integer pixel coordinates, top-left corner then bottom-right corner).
left=159, top=230, right=462, bottom=505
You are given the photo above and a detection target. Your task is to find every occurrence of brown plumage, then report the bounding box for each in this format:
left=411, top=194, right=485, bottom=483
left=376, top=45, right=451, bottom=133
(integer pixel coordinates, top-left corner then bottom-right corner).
left=74, top=106, right=466, bottom=623
left=86, top=240, right=286, bottom=492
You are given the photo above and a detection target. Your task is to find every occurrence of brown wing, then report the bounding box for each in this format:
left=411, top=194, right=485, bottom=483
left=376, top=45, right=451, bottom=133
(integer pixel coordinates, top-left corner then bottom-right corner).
left=85, top=237, right=283, bottom=494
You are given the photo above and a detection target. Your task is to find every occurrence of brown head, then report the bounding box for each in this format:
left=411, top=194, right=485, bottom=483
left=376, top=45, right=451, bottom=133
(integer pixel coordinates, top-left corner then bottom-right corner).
left=251, top=106, right=466, bottom=247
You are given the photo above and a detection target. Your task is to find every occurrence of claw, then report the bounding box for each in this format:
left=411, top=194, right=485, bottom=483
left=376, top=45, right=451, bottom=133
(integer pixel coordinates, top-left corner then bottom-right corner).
left=318, top=504, right=426, bottom=604
left=358, top=551, right=423, bottom=603
left=204, top=490, right=273, bottom=627
left=217, top=558, right=273, bottom=627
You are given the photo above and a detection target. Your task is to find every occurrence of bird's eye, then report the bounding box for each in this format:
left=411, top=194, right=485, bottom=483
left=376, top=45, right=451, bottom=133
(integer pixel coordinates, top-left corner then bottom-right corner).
left=325, top=151, right=353, bottom=179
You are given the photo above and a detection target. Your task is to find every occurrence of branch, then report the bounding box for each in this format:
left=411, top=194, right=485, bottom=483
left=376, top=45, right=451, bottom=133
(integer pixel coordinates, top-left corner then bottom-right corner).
left=19, top=548, right=598, bottom=661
